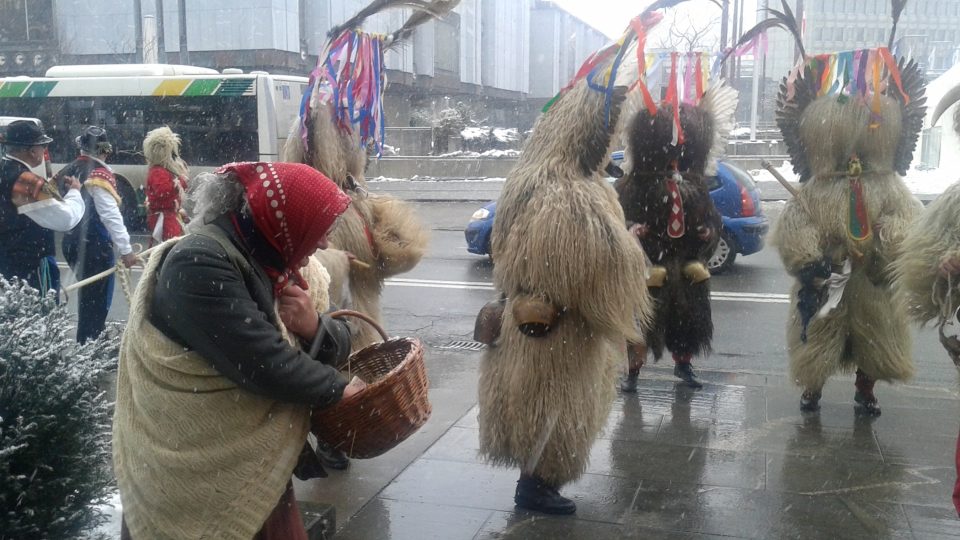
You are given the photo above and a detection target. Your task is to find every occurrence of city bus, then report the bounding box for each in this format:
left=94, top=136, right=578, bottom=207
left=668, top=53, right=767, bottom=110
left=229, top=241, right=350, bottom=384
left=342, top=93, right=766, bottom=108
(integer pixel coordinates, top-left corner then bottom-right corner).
left=0, top=64, right=308, bottom=230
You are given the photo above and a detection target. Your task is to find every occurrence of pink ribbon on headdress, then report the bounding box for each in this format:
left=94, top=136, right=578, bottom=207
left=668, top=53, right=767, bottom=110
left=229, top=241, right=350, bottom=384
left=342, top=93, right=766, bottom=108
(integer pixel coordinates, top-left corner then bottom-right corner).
left=683, top=53, right=696, bottom=104
left=663, top=52, right=684, bottom=146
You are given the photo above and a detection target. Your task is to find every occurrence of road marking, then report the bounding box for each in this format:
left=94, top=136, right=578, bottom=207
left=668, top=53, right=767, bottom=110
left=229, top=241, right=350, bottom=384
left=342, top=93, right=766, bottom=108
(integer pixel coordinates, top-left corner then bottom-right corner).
left=54, top=264, right=789, bottom=304
left=386, top=278, right=791, bottom=304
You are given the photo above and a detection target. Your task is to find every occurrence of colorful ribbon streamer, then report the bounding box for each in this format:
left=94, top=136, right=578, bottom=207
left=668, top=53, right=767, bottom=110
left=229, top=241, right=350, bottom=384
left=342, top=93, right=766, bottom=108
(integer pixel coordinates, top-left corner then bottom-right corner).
left=301, top=30, right=388, bottom=156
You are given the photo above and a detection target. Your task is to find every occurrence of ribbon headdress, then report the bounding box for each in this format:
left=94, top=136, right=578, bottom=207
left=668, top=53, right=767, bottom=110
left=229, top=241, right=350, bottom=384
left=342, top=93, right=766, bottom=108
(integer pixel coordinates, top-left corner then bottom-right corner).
left=299, top=0, right=461, bottom=160
left=727, top=0, right=926, bottom=183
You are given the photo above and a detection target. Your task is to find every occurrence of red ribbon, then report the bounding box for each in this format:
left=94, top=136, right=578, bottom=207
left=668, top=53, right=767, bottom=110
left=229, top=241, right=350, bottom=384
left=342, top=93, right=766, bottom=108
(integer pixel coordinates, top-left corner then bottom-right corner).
left=666, top=176, right=685, bottom=239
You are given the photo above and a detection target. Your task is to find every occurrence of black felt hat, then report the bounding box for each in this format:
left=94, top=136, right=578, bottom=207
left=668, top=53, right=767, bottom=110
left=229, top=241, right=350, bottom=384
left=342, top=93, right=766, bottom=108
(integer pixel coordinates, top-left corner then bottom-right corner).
left=2, top=120, right=53, bottom=146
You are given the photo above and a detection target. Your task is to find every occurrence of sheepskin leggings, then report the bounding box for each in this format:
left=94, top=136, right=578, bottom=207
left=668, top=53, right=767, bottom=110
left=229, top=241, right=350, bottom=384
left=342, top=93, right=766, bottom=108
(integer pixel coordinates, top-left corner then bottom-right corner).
left=626, top=348, right=693, bottom=375
left=120, top=482, right=307, bottom=539
left=854, top=369, right=877, bottom=400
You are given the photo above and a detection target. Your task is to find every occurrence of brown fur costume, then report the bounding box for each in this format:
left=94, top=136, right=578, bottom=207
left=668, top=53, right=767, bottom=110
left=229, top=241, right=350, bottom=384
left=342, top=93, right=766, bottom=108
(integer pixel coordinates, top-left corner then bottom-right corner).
left=616, top=84, right=736, bottom=360
left=281, top=1, right=444, bottom=349
left=774, top=74, right=924, bottom=391
left=478, top=42, right=653, bottom=487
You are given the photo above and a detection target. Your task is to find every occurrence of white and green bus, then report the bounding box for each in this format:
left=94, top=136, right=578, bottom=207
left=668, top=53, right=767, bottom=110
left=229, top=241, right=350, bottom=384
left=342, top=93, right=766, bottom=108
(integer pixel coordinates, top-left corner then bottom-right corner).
left=0, top=64, right=308, bottom=229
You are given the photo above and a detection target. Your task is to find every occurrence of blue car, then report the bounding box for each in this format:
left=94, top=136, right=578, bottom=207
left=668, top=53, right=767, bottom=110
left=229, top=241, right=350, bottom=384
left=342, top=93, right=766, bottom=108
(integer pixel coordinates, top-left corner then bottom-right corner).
left=465, top=155, right=769, bottom=273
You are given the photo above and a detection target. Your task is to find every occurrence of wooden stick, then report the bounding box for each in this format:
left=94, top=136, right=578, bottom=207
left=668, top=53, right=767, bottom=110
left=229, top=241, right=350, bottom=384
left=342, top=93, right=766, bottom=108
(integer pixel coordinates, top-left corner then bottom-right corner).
left=63, top=244, right=160, bottom=293
left=350, top=258, right=372, bottom=271
left=761, top=159, right=800, bottom=198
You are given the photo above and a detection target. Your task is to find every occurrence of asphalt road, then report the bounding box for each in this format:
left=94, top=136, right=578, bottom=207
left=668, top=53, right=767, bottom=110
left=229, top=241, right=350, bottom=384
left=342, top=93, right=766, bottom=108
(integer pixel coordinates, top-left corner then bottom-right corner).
left=65, top=199, right=955, bottom=390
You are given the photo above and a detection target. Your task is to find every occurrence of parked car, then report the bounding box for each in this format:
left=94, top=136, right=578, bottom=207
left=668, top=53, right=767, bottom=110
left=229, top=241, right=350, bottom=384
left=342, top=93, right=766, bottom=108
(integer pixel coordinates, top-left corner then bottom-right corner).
left=465, top=154, right=769, bottom=273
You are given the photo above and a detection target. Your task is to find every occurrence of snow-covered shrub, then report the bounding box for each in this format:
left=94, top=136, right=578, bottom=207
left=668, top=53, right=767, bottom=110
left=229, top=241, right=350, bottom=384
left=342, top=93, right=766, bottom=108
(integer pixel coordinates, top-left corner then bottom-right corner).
left=459, top=126, right=521, bottom=153
left=0, top=278, right=120, bottom=539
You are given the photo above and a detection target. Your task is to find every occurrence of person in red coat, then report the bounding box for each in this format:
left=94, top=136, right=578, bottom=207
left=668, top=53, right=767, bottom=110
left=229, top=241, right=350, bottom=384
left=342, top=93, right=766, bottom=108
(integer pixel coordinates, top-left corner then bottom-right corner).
left=143, top=127, right=189, bottom=243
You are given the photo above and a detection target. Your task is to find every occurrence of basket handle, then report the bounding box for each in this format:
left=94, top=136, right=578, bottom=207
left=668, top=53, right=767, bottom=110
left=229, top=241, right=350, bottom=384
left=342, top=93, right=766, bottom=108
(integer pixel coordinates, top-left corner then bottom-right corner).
left=328, top=309, right=389, bottom=342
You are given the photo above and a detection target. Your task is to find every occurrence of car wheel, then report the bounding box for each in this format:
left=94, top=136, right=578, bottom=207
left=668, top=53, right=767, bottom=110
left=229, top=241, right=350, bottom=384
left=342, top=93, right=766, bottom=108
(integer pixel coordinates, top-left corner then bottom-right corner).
left=708, top=230, right=737, bottom=274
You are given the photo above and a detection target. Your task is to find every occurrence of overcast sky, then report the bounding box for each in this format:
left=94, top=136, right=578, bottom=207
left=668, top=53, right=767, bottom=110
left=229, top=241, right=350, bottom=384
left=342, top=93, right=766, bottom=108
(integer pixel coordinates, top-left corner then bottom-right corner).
left=552, top=0, right=761, bottom=43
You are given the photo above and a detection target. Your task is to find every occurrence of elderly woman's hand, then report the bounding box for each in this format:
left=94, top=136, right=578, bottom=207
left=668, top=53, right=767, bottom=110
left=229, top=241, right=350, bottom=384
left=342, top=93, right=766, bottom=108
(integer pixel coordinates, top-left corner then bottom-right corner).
left=278, top=285, right=320, bottom=339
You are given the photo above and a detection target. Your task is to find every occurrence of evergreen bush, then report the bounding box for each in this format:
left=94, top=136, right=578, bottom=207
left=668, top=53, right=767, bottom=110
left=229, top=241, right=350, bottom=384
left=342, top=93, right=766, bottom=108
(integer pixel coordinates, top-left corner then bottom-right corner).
left=0, top=278, right=120, bottom=539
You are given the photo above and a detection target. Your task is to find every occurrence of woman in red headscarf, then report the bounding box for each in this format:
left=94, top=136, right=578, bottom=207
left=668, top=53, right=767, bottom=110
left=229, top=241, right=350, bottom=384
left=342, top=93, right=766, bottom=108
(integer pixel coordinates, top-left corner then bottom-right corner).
left=112, top=162, right=365, bottom=539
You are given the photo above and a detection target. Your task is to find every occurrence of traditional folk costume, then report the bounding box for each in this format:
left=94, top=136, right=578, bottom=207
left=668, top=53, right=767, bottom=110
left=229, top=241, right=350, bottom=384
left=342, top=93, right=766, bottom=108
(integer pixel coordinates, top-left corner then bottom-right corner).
left=114, top=162, right=353, bottom=539
left=0, top=121, right=84, bottom=293
left=281, top=0, right=454, bottom=351
left=748, top=2, right=926, bottom=415
left=144, top=127, right=189, bottom=244
left=474, top=10, right=664, bottom=515
left=58, top=126, right=134, bottom=343
left=617, top=53, right=737, bottom=390
left=892, top=86, right=960, bottom=514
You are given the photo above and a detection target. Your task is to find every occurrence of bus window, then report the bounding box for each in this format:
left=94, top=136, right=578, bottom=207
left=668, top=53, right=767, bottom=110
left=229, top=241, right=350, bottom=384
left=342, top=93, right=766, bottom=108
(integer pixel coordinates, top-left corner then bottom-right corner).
left=0, top=94, right=259, bottom=167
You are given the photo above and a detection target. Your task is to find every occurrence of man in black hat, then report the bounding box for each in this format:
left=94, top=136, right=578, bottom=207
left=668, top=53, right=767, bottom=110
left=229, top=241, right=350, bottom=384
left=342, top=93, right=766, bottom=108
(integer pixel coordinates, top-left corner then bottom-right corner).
left=58, top=125, right=137, bottom=343
left=0, top=119, right=84, bottom=293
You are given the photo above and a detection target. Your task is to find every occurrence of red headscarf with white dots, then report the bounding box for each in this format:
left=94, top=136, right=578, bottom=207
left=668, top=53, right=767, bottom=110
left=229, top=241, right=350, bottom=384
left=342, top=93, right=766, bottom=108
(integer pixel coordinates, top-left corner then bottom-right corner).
left=216, top=162, right=351, bottom=294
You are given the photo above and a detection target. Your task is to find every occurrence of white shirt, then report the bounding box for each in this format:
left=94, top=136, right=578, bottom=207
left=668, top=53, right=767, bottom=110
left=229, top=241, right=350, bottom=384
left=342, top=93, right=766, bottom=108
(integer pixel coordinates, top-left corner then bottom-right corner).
left=90, top=185, right=132, bottom=255
left=83, top=155, right=132, bottom=256
left=5, top=155, right=85, bottom=232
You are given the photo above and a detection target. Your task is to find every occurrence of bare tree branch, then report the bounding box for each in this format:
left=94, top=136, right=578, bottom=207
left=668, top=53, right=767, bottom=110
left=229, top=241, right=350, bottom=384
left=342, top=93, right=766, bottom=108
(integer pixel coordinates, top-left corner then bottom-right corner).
left=653, top=12, right=720, bottom=52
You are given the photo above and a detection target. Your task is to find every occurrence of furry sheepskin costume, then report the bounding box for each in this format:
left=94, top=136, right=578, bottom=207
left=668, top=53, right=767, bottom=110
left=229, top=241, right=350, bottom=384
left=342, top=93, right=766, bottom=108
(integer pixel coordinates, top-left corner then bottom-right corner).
left=893, top=88, right=960, bottom=334
left=477, top=22, right=654, bottom=489
left=616, top=79, right=736, bottom=366
left=281, top=0, right=447, bottom=349
left=735, top=2, right=928, bottom=411
left=770, top=46, right=926, bottom=406
left=891, top=85, right=960, bottom=515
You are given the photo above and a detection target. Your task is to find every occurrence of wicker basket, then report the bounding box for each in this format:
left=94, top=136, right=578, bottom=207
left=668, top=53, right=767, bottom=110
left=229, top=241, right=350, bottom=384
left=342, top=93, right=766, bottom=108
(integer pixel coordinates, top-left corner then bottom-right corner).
left=311, top=310, right=431, bottom=459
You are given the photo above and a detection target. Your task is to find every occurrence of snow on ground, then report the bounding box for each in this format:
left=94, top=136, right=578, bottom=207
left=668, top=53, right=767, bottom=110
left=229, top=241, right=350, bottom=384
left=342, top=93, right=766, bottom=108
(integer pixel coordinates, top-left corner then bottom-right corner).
left=437, top=149, right=521, bottom=158
left=746, top=161, right=800, bottom=185
left=369, top=157, right=958, bottom=196
left=460, top=126, right=488, bottom=140
left=92, top=491, right=122, bottom=538
left=492, top=128, right=519, bottom=143
left=459, top=126, right=520, bottom=143
left=746, top=162, right=957, bottom=196
left=367, top=175, right=507, bottom=182
left=900, top=167, right=959, bottom=195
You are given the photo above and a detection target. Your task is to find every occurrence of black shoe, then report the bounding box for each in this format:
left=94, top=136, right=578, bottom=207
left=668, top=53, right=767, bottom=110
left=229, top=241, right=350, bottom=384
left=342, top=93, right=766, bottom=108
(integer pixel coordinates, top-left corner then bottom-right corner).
left=293, top=443, right=328, bottom=480
left=673, top=363, right=703, bottom=389
left=315, top=439, right=350, bottom=470
left=620, top=371, right=639, bottom=393
left=514, top=475, right=576, bottom=515
left=854, top=391, right=881, bottom=417
left=800, top=390, right=822, bottom=412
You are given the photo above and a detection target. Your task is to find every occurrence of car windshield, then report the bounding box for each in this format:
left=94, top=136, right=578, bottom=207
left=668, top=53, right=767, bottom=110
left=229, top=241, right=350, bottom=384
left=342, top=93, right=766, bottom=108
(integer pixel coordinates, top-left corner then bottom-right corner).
left=3, top=2, right=957, bottom=540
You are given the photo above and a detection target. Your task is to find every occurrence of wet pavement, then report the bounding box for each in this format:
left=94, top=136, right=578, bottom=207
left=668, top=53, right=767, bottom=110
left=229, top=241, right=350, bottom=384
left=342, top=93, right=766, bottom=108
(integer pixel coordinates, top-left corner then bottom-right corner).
left=286, top=200, right=960, bottom=539
left=309, top=359, right=960, bottom=540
